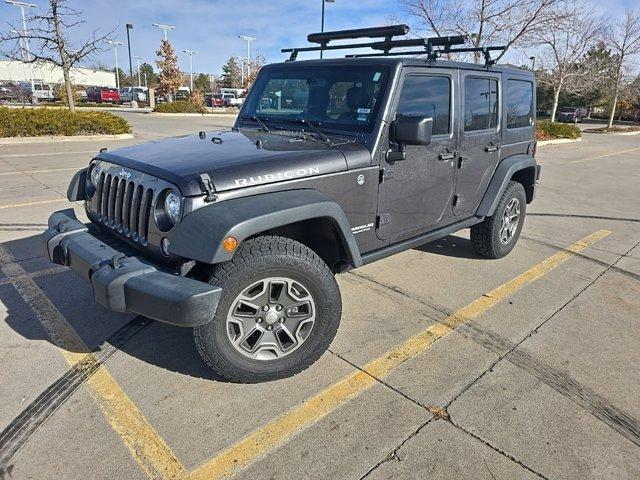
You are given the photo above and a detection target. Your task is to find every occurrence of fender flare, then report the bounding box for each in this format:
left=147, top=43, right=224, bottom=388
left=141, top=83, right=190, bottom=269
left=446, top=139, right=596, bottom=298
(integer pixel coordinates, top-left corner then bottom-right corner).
left=168, top=189, right=363, bottom=267
left=476, top=155, right=539, bottom=218
left=67, top=168, right=87, bottom=202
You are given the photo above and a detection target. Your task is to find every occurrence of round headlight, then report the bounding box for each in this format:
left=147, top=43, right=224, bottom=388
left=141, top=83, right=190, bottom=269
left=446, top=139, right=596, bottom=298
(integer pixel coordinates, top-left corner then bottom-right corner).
left=164, top=190, right=181, bottom=224
left=89, top=164, right=101, bottom=188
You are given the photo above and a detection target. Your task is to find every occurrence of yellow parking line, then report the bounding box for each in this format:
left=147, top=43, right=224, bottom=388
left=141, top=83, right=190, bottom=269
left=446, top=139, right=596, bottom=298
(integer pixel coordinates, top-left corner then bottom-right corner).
left=0, top=198, right=67, bottom=209
left=190, top=229, right=611, bottom=480
left=0, top=246, right=187, bottom=480
left=570, top=146, right=640, bottom=163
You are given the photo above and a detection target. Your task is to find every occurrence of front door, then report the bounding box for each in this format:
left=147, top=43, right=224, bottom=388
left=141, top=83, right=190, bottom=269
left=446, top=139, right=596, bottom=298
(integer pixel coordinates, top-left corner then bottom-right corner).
left=376, top=70, right=458, bottom=241
left=454, top=72, right=501, bottom=216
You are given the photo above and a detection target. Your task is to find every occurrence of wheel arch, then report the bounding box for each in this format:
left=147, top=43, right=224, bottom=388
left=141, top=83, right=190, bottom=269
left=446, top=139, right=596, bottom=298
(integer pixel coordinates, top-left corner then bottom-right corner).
left=169, top=189, right=362, bottom=271
left=476, top=154, right=540, bottom=217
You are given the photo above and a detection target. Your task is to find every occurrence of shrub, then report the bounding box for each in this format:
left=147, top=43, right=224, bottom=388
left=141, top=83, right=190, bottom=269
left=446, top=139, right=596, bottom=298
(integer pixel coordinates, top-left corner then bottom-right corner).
left=535, top=121, right=581, bottom=141
left=154, top=99, right=207, bottom=114
left=0, top=107, right=132, bottom=137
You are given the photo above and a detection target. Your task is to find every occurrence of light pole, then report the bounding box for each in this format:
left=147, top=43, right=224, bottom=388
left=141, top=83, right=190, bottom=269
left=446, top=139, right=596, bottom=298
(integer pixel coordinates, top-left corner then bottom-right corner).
left=107, top=40, right=124, bottom=89
left=529, top=56, right=536, bottom=71
left=133, top=55, right=144, bottom=86
left=125, top=23, right=134, bottom=85
left=238, top=35, right=255, bottom=88
left=5, top=1, right=37, bottom=96
left=183, top=50, right=199, bottom=92
left=152, top=23, right=175, bottom=41
left=320, top=0, right=335, bottom=59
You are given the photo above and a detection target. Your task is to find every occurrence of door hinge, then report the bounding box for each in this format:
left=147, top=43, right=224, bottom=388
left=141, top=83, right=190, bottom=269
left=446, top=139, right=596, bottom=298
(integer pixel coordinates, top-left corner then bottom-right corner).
left=377, top=214, right=391, bottom=227
left=452, top=195, right=459, bottom=207
left=379, top=169, right=394, bottom=183
left=457, top=156, right=468, bottom=169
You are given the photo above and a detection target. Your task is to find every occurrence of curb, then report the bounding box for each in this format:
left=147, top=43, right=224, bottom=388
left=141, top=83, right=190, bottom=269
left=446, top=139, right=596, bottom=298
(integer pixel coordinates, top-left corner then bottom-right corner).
left=537, top=137, right=582, bottom=146
left=583, top=129, right=640, bottom=136
left=0, top=133, right=134, bottom=145
left=151, top=112, right=239, bottom=117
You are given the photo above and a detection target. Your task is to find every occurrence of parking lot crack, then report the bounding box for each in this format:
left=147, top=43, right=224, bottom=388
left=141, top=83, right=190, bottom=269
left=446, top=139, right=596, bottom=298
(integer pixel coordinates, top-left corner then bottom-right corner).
left=447, top=240, right=640, bottom=449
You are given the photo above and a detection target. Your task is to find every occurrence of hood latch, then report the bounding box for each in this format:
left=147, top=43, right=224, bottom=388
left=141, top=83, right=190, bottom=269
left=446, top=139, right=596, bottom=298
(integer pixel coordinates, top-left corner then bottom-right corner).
left=199, top=173, right=217, bottom=202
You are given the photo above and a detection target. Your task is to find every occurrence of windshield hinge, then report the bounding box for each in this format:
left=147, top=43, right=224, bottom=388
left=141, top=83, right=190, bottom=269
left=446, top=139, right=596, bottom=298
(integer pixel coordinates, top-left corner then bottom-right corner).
left=199, top=173, right=217, bottom=202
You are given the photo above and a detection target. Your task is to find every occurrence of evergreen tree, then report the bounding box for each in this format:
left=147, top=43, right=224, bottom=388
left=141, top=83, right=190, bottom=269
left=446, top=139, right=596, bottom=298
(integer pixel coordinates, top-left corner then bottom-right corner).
left=156, top=40, right=183, bottom=101
left=220, top=57, right=243, bottom=88
left=194, top=73, right=210, bottom=93
left=139, top=62, right=158, bottom=88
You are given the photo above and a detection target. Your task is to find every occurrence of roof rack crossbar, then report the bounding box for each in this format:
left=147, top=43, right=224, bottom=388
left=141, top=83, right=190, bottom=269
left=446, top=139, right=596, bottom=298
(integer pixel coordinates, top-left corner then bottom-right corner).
left=347, top=45, right=507, bottom=67
left=307, top=25, right=409, bottom=44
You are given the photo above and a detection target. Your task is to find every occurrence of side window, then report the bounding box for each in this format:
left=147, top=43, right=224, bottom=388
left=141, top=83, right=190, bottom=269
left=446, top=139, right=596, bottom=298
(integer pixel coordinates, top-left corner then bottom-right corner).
left=464, top=77, right=498, bottom=132
left=396, top=75, right=451, bottom=136
left=506, top=79, right=533, bottom=129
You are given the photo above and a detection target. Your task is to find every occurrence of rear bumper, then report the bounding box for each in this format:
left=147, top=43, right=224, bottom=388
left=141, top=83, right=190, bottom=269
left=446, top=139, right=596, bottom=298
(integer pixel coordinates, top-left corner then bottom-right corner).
left=42, top=209, right=220, bottom=327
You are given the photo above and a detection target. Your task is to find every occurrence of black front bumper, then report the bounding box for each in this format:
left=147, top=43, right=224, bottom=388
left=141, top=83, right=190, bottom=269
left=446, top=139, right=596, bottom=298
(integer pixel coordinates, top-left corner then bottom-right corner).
left=42, top=209, right=221, bottom=327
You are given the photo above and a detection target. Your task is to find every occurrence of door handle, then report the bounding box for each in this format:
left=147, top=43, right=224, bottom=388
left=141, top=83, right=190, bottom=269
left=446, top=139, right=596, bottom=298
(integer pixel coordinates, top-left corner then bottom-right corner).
left=485, top=145, right=500, bottom=153
left=438, top=152, right=456, bottom=161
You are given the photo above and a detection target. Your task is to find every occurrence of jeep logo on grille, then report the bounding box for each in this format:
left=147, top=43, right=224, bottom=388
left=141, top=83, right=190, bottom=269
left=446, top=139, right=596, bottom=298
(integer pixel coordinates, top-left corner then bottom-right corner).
left=118, top=168, right=132, bottom=180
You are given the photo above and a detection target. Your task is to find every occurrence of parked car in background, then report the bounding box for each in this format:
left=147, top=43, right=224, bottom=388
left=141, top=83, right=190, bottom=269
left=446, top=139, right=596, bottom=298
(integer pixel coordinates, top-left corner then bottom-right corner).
left=222, top=92, right=243, bottom=108
left=19, top=82, right=55, bottom=102
left=557, top=107, right=587, bottom=123
left=175, top=89, right=190, bottom=101
left=0, top=82, right=22, bottom=102
left=120, top=86, right=148, bottom=103
left=86, top=86, right=120, bottom=103
left=206, top=93, right=225, bottom=107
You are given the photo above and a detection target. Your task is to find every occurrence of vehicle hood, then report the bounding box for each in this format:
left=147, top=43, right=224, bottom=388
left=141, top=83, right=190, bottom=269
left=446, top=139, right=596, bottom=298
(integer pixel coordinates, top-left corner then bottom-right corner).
left=96, top=129, right=365, bottom=196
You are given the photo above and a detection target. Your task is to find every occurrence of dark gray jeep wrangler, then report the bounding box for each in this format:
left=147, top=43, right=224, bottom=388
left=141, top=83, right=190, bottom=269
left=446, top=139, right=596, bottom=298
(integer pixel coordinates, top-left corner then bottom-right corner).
left=43, top=26, right=540, bottom=382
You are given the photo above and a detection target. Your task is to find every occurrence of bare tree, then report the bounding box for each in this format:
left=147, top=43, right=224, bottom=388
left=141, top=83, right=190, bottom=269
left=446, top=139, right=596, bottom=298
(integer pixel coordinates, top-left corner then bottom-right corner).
left=605, top=10, right=640, bottom=128
left=401, top=0, right=569, bottom=62
left=0, top=0, right=112, bottom=111
left=536, top=6, right=604, bottom=121
left=155, top=40, right=182, bottom=102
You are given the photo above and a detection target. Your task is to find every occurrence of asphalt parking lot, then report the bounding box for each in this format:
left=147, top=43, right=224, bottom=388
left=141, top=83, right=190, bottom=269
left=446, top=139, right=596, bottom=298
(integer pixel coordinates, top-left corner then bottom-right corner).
left=1, top=112, right=639, bottom=480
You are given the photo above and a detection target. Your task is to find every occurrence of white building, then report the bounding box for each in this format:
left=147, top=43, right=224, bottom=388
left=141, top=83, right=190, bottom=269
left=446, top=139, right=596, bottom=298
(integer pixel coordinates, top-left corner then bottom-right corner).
left=0, top=60, right=116, bottom=87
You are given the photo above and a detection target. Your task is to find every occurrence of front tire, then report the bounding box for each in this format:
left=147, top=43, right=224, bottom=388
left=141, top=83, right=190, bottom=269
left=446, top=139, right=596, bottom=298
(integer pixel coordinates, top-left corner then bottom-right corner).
left=471, top=181, right=526, bottom=259
left=194, top=236, right=341, bottom=383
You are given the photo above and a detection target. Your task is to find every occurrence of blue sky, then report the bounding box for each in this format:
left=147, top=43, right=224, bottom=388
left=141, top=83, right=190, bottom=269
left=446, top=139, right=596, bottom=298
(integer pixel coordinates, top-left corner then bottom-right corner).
left=0, top=0, right=634, bottom=75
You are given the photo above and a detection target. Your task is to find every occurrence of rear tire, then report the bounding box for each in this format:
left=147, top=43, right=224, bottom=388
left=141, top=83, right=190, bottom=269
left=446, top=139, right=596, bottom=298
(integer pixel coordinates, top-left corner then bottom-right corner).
left=471, top=181, right=526, bottom=259
left=194, top=236, right=341, bottom=383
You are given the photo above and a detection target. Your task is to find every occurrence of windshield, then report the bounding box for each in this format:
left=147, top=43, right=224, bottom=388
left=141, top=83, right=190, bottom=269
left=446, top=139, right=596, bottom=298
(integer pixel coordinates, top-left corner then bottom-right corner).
left=560, top=108, right=575, bottom=113
left=243, top=65, right=390, bottom=133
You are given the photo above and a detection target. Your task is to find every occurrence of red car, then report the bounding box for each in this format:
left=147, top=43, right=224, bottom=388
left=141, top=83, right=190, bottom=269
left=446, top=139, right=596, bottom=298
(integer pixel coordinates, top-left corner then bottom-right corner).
left=206, top=93, right=225, bottom=107
left=86, top=86, right=120, bottom=103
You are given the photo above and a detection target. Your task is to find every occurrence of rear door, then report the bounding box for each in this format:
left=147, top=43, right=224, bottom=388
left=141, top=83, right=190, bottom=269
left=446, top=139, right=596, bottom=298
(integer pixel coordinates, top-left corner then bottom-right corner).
left=376, top=68, right=458, bottom=241
left=454, top=71, right=501, bottom=216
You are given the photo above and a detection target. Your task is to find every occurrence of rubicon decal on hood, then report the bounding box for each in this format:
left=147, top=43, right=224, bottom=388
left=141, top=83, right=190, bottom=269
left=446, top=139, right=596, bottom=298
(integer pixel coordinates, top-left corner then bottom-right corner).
left=234, top=166, right=321, bottom=187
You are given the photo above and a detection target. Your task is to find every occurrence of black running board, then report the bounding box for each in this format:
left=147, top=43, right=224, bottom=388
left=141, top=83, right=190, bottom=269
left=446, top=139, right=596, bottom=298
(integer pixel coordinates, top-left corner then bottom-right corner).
left=360, top=217, right=483, bottom=265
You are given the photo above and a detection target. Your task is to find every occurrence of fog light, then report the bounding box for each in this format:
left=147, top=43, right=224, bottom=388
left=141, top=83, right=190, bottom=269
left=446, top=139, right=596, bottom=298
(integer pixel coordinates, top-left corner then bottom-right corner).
left=161, top=237, right=171, bottom=256
left=222, top=236, right=238, bottom=252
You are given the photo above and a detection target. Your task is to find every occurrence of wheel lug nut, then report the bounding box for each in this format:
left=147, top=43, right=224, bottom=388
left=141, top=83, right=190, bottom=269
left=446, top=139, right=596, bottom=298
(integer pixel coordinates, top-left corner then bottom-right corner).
left=279, top=318, right=284, bottom=323
left=267, top=325, right=272, bottom=331
left=276, top=305, right=283, bottom=311
left=262, top=305, right=269, bottom=311
left=256, top=318, right=262, bottom=323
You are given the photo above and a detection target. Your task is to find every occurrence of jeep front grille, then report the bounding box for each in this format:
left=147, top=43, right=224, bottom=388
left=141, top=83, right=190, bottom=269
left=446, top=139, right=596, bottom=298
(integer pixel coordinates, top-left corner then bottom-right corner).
left=95, top=172, right=154, bottom=245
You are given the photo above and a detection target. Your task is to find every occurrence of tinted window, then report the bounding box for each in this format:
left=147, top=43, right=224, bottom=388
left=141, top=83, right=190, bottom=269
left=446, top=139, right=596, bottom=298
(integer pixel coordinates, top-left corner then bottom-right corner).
left=464, top=77, right=498, bottom=132
left=506, top=80, right=533, bottom=129
left=396, top=75, right=451, bottom=136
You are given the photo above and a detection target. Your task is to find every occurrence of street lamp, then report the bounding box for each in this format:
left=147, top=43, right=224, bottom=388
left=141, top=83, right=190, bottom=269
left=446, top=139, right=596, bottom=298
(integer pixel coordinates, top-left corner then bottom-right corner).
left=125, top=23, right=134, bottom=83
left=133, top=55, right=144, bottom=87
left=152, top=23, right=175, bottom=41
left=5, top=1, right=37, bottom=96
left=320, top=0, right=335, bottom=59
left=183, top=50, right=199, bottom=92
left=107, top=40, right=124, bottom=89
left=238, top=35, right=255, bottom=87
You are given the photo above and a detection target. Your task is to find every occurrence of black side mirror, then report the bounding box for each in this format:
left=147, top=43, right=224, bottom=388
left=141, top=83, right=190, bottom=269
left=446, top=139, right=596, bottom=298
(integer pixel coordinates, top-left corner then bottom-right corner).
left=387, top=116, right=433, bottom=161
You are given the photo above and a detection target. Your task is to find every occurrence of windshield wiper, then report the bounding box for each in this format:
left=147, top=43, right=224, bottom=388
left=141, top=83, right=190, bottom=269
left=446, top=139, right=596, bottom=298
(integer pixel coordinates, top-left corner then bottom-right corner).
left=281, top=118, right=331, bottom=144
left=241, top=115, right=270, bottom=133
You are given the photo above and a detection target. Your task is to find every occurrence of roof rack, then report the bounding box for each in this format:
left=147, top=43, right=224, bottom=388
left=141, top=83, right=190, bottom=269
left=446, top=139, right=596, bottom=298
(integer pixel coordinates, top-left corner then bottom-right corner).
left=282, top=24, right=506, bottom=67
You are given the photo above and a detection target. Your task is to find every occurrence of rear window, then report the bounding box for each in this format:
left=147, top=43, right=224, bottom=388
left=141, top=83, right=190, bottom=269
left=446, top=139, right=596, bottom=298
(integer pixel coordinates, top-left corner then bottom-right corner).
left=506, top=79, right=533, bottom=129
left=560, top=107, right=575, bottom=113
